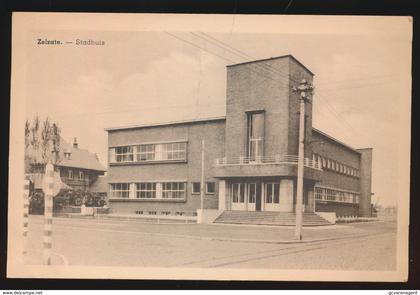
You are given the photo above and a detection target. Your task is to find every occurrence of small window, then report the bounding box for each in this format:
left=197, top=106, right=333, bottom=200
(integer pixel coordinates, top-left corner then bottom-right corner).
left=192, top=182, right=201, bottom=194
left=79, top=171, right=84, bottom=180
left=68, top=169, right=73, bottom=179
left=206, top=182, right=215, bottom=194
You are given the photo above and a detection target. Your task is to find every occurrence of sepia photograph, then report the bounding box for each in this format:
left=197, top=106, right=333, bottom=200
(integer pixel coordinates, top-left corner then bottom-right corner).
left=8, top=13, right=412, bottom=281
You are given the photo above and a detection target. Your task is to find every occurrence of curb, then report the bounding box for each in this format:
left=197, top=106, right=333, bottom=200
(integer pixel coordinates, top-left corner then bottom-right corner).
left=190, top=233, right=372, bottom=245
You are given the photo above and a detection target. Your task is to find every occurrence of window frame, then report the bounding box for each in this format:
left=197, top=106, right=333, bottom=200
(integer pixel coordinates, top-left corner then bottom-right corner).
left=110, top=141, right=187, bottom=164
left=191, top=182, right=201, bottom=194
left=110, top=183, right=130, bottom=199
left=265, top=182, right=280, bottom=204
left=136, top=182, right=157, bottom=199
left=206, top=182, right=216, bottom=194
left=161, top=182, right=186, bottom=200
left=114, top=146, right=134, bottom=163
left=246, top=111, right=265, bottom=161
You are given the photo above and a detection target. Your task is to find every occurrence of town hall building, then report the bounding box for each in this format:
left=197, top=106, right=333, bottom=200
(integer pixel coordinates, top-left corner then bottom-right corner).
left=104, top=55, right=373, bottom=224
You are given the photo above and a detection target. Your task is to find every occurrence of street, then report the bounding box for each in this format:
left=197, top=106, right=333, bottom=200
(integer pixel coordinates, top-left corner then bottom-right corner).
left=24, top=216, right=396, bottom=270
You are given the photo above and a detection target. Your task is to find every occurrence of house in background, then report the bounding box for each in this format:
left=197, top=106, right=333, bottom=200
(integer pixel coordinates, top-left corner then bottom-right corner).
left=58, top=138, right=107, bottom=191
left=25, top=137, right=107, bottom=194
left=104, top=55, right=373, bottom=224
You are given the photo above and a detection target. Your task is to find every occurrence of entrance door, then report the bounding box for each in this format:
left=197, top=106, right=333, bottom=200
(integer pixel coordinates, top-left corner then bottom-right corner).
left=264, top=182, right=280, bottom=211
left=255, top=183, right=262, bottom=211
left=247, top=183, right=256, bottom=211
left=231, top=183, right=246, bottom=210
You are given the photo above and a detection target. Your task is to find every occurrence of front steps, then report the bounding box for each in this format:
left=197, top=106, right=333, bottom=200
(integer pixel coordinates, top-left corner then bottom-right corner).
left=213, top=211, right=332, bottom=226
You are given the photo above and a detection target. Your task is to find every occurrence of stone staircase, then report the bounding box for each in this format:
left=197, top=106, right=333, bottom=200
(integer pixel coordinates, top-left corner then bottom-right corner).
left=213, top=211, right=332, bottom=226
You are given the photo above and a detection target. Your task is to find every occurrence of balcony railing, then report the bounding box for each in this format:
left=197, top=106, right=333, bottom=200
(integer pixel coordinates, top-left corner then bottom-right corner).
left=214, top=155, right=322, bottom=170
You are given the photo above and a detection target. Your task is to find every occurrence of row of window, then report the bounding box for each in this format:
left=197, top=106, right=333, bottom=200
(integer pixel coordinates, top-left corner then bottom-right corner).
left=109, top=142, right=187, bottom=163
left=109, top=181, right=216, bottom=200
left=313, top=154, right=360, bottom=178
left=314, top=187, right=359, bottom=204
left=61, top=169, right=86, bottom=180
left=231, top=182, right=280, bottom=204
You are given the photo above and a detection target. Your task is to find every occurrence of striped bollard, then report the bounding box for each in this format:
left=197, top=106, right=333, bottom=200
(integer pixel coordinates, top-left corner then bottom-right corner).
left=43, top=163, right=54, bottom=265
left=23, top=179, right=30, bottom=255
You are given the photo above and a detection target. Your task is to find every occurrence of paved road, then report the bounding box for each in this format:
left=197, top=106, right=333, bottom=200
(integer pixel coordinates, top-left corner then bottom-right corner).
left=25, top=216, right=396, bottom=270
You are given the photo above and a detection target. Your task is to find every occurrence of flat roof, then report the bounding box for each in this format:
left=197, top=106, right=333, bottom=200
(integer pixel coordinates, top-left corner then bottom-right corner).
left=105, top=116, right=226, bottom=131
left=312, top=128, right=362, bottom=154
left=226, top=54, right=314, bottom=76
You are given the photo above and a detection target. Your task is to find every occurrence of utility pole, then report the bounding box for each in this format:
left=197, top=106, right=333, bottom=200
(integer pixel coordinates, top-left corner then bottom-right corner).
left=200, top=139, right=205, bottom=210
left=292, top=79, right=314, bottom=240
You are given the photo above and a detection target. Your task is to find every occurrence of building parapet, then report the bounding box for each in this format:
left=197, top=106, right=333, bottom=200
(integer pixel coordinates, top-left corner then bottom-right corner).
left=214, top=154, right=322, bottom=170
left=213, top=155, right=323, bottom=180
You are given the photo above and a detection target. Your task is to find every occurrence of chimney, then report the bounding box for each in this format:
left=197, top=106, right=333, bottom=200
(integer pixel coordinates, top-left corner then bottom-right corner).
left=73, top=137, right=78, bottom=149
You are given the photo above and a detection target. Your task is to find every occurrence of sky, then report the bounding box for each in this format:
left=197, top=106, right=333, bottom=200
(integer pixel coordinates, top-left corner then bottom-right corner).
left=23, top=15, right=412, bottom=207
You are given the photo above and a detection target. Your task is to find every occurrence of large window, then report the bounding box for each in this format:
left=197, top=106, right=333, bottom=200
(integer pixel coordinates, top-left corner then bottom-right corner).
left=136, top=183, right=157, bottom=199
left=314, top=186, right=359, bottom=204
left=160, top=142, right=187, bottom=160
left=110, top=183, right=130, bottom=198
left=110, top=141, right=187, bottom=164
left=247, top=112, right=264, bottom=161
left=115, top=146, right=134, bottom=162
left=162, top=182, right=185, bottom=199
left=265, top=183, right=280, bottom=204
left=137, top=144, right=155, bottom=161
left=312, top=154, right=359, bottom=178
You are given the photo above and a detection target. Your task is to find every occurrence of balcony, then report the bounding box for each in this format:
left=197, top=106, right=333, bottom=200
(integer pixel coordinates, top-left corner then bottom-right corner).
left=213, top=155, right=323, bottom=180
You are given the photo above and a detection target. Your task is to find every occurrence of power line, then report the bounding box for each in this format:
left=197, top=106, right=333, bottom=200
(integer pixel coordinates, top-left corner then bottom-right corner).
left=314, top=92, right=369, bottom=142
left=316, top=80, right=399, bottom=93
left=316, top=74, right=396, bottom=86
left=165, top=31, right=281, bottom=85
left=195, top=32, right=299, bottom=84
left=189, top=31, right=300, bottom=94
left=105, top=31, right=370, bottom=142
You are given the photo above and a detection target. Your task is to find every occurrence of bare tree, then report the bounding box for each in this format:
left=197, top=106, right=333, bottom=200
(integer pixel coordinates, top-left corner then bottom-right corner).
left=25, top=115, right=62, bottom=172
left=30, top=114, right=40, bottom=163
left=41, top=117, right=51, bottom=163
left=51, top=122, right=61, bottom=164
left=24, top=120, right=30, bottom=151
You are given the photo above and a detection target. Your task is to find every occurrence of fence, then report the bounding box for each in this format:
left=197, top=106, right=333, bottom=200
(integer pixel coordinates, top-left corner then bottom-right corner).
left=336, top=216, right=379, bottom=223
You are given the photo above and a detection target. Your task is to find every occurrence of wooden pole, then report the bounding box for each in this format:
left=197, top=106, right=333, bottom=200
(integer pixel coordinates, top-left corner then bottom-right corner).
left=200, top=140, right=205, bottom=210
left=295, top=96, right=305, bottom=240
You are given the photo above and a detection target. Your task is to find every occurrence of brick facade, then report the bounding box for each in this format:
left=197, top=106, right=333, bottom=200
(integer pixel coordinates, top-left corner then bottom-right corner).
left=105, top=55, right=373, bottom=217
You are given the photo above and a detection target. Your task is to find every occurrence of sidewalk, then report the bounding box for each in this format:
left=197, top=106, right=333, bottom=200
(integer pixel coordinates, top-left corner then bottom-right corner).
left=23, top=249, right=68, bottom=265
left=29, top=215, right=384, bottom=244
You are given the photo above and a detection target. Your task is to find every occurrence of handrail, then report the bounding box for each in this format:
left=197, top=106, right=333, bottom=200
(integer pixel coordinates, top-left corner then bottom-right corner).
left=214, top=154, right=322, bottom=170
